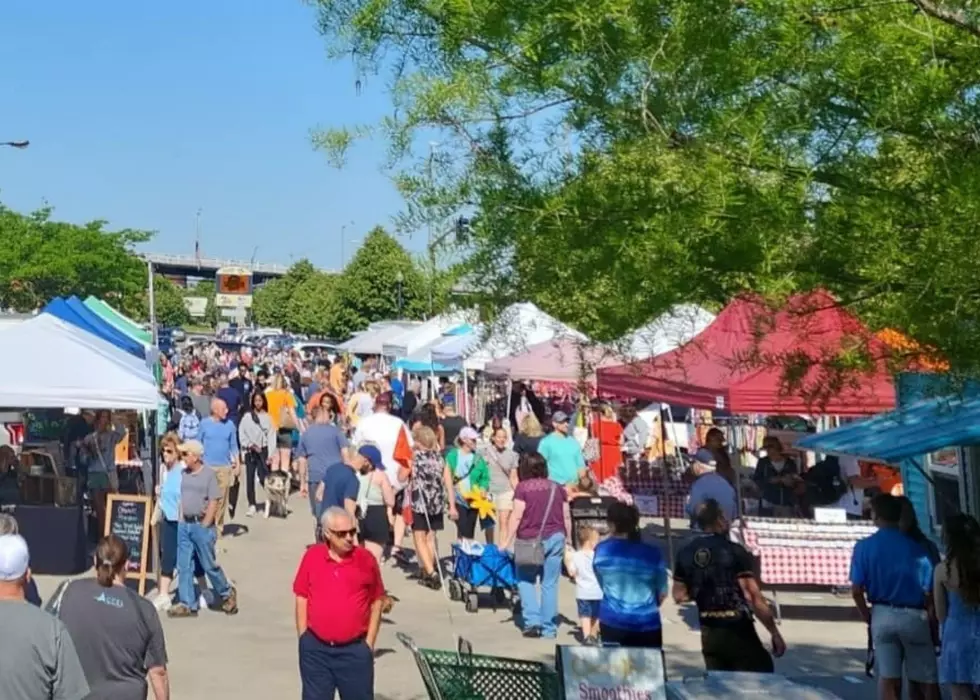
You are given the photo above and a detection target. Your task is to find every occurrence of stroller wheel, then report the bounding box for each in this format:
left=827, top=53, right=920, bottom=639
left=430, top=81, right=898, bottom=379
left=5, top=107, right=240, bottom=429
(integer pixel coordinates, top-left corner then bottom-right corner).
left=447, top=579, right=462, bottom=601
left=465, top=592, right=479, bottom=614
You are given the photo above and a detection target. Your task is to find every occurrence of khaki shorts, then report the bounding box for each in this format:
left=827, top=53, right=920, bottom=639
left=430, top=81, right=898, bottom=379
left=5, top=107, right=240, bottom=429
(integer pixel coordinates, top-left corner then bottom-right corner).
left=493, top=490, right=515, bottom=512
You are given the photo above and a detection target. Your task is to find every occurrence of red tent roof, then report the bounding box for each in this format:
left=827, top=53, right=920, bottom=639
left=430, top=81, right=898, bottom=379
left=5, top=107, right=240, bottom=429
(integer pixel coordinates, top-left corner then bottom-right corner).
left=596, top=290, right=896, bottom=416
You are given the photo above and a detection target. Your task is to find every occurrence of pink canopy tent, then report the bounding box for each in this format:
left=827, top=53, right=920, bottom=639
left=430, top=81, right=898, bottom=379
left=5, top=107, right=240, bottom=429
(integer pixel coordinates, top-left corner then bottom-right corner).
left=484, top=337, right=617, bottom=384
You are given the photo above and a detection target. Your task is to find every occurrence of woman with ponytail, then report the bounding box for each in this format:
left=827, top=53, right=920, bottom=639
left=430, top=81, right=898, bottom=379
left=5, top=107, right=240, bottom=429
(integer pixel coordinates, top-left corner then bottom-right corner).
left=50, top=535, right=170, bottom=700
left=593, top=502, right=669, bottom=648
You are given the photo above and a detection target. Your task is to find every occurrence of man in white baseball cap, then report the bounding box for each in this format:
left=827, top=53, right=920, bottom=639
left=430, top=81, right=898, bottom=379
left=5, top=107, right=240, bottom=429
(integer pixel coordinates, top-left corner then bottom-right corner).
left=0, top=534, right=90, bottom=699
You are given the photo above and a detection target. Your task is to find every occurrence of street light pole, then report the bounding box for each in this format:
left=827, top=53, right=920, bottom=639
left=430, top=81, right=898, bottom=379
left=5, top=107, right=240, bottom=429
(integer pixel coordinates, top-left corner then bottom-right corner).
left=427, top=142, right=438, bottom=318
left=147, top=260, right=158, bottom=346
left=395, top=271, right=404, bottom=317
left=340, top=220, right=355, bottom=268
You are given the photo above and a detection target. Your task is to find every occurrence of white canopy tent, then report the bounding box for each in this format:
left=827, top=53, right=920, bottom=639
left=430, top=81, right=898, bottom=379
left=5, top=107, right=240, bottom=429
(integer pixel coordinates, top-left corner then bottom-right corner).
left=616, top=304, right=716, bottom=360
left=381, top=312, right=472, bottom=359
left=0, top=314, right=160, bottom=410
left=338, top=321, right=422, bottom=355
left=431, top=302, right=583, bottom=371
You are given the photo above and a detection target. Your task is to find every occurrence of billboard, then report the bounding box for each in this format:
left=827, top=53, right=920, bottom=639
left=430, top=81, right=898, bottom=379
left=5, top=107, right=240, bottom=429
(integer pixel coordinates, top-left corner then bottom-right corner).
left=215, top=266, right=253, bottom=308
left=182, top=297, right=208, bottom=318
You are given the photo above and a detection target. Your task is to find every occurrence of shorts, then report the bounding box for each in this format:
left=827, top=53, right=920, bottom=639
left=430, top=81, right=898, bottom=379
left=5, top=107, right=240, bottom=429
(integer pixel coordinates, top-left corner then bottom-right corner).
left=87, top=471, right=117, bottom=492
left=492, top=490, right=514, bottom=512
left=576, top=599, right=600, bottom=618
left=358, top=505, right=390, bottom=546
left=275, top=428, right=293, bottom=449
left=872, top=605, right=938, bottom=683
left=701, top=620, right=773, bottom=673
left=455, top=505, right=478, bottom=540
left=412, top=511, right=444, bottom=532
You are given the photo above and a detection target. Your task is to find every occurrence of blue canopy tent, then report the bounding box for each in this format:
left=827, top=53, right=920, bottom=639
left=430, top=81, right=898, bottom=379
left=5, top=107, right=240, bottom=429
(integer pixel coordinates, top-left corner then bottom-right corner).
left=796, top=375, right=980, bottom=530
left=43, top=296, right=147, bottom=360
left=392, top=325, right=474, bottom=374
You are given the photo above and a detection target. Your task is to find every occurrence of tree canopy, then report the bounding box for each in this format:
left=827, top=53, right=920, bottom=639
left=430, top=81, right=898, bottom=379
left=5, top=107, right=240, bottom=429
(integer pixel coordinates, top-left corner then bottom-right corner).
left=150, top=275, right=191, bottom=328
left=310, top=0, right=980, bottom=375
left=0, top=203, right=150, bottom=316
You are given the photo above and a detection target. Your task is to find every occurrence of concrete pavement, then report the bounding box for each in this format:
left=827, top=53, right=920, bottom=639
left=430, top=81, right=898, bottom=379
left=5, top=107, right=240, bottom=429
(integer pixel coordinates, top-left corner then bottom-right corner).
left=35, top=492, right=876, bottom=699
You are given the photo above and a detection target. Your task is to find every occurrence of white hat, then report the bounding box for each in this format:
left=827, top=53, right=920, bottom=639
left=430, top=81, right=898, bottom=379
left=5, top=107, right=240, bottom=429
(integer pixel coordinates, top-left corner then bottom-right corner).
left=0, top=534, right=29, bottom=581
left=459, top=426, right=480, bottom=442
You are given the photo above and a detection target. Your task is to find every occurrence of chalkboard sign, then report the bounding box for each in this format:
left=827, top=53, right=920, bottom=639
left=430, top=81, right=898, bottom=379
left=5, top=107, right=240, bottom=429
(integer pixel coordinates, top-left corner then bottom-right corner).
left=104, top=494, right=152, bottom=594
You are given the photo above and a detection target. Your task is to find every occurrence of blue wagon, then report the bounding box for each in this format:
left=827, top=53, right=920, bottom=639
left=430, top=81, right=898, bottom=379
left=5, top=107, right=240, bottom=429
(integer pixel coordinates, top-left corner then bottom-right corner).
left=448, top=543, right=519, bottom=614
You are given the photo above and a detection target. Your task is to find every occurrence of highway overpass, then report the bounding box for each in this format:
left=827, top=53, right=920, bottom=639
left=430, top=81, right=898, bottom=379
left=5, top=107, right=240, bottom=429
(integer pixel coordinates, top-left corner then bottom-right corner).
left=141, top=253, right=333, bottom=286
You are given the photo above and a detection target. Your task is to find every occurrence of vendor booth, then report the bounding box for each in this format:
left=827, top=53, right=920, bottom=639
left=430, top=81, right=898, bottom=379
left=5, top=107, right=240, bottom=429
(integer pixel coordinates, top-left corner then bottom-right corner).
left=339, top=320, right=422, bottom=356
left=0, top=313, right=160, bottom=574
left=82, top=295, right=153, bottom=344
left=596, top=290, right=897, bottom=583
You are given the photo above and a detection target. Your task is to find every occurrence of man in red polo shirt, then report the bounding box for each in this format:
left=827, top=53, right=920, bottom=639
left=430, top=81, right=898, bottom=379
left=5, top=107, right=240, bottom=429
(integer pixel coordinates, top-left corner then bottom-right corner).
left=293, top=506, right=384, bottom=700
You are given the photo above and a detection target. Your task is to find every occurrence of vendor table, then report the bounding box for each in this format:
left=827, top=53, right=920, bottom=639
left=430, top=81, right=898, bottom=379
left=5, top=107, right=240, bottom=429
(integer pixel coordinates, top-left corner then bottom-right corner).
left=1, top=503, right=87, bottom=575
left=730, top=516, right=876, bottom=621
left=603, top=460, right=690, bottom=519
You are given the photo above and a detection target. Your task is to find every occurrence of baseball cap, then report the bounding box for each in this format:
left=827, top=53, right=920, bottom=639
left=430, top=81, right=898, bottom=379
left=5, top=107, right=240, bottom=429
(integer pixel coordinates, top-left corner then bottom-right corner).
left=0, top=534, right=29, bottom=581
left=552, top=411, right=569, bottom=424
left=179, top=440, right=204, bottom=456
left=459, top=426, right=479, bottom=442
left=357, top=444, right=384, bottom=469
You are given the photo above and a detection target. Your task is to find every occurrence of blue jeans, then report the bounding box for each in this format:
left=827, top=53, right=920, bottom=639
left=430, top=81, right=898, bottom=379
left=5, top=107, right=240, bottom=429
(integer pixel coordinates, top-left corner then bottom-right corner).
left=177, top=521, right=232, bottom=610
left=516, top=532, right=565, bottom=637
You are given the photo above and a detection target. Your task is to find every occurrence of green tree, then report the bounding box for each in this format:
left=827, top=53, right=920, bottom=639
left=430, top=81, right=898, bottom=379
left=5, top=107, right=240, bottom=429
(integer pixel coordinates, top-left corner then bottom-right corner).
left=311, top=0, right=980, bottom=376
left=0, top=203, right=149, bottom=313
left=148, top=275, right=190, bottom=327
left=251, top=260, right=317, bottom=329
left=287, top=271, right=338, bottom=335
left=324, top=227, right=425, bottom=338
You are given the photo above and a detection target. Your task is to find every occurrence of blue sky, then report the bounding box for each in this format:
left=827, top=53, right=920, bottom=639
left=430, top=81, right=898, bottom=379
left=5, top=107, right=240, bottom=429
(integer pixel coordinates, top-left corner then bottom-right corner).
left=0, top=1, right=411, bottom=270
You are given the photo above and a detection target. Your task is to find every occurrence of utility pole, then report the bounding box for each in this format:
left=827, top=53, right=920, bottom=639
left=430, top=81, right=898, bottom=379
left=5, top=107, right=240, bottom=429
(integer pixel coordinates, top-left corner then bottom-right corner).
left=427, top=142, right=438, bottom=318
left=147, top=260, right=158, bottom=346
left=194, top=208, right=202, bottom=267
left=340, top=220, right=355, bottom=267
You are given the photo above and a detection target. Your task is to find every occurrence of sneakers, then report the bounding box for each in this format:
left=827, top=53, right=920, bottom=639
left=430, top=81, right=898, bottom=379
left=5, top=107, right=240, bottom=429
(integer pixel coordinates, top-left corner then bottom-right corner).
left=167, top=604, right=198, bottom=618
left=246, top=505, right=256, bottom=518
left=522, top=627, right=542, bottom=639
left=220, top=587, right=239, bottom=615
left=151, top=592, right=172, bottom=611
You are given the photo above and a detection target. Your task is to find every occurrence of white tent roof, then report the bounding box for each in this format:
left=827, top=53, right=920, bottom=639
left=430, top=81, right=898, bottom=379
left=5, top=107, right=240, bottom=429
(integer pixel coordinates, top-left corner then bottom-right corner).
left=431, top=302, right=583, bottom=371
left=617, top=305, right=716, bottom=360
left=381, top=312, right=473, bottom=358
left=0, top=314, right=161, bottom=410
left=339, top=321, right=422, bottom=355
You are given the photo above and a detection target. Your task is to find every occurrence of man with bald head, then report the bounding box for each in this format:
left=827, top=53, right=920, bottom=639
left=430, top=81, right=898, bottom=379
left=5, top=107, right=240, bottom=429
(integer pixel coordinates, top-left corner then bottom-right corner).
left=293, top=507, right=384, bottom=700
left=198, top=398, right=240, bottom=535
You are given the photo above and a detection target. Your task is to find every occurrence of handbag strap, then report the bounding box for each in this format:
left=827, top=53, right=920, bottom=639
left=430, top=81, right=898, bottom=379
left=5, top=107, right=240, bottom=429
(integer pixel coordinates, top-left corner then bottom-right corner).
left=535, top=482, right=559, bottom=544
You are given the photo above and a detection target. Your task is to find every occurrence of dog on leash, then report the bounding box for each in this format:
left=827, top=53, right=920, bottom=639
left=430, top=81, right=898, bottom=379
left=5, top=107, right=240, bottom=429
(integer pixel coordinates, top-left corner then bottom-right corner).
left=264, top=471, right=291, bottom=518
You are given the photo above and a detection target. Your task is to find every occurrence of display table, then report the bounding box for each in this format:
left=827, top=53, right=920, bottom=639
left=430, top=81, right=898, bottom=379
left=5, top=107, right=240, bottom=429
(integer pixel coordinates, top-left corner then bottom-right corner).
left=604, top=460, right=690, bottom=519
left=730, top=516, right=876, bottom=621
left=1, top=503, right=87, bottom=575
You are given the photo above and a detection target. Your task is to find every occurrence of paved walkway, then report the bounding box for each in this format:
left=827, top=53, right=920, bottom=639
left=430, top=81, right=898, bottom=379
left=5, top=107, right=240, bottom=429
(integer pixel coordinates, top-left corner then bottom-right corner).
left=35, top=492, right=876, bottom=699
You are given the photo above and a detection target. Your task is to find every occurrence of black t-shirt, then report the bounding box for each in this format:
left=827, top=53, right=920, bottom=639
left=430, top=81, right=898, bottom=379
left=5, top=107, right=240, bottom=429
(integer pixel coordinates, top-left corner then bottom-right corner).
left=674, top=533, right=756, bottom=627
left=442, top=416, right=467, bottom=447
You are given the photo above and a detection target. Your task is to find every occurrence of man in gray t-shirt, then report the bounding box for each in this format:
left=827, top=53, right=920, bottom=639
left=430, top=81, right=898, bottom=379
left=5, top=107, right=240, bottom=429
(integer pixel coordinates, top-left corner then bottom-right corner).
left=169, top=440, right=238, bottom=618
left=0, top=534, right=90, bottom=700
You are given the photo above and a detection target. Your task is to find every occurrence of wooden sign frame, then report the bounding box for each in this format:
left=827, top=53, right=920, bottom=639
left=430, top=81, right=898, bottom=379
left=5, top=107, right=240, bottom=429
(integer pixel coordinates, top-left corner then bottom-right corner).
left=104, top=494, right=152, bottom=595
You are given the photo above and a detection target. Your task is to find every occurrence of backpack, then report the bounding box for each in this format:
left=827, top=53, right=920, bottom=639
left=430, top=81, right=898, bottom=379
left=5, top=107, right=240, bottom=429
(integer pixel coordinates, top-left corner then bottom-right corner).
left=804, top=455, right=850, bottom=507
left=178, top=410, right=201, bottom=441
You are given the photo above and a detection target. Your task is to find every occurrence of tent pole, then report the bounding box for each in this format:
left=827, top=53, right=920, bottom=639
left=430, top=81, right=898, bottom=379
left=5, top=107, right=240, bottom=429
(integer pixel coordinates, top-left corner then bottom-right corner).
left=463, top=370, right=469, bottom=424
left=658, top=404, right=675, bottom=572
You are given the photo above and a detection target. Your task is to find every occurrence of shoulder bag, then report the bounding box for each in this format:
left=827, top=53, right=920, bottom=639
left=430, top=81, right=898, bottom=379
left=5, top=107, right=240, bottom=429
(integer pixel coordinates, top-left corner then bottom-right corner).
left=513, top=482, right=558, bottom=568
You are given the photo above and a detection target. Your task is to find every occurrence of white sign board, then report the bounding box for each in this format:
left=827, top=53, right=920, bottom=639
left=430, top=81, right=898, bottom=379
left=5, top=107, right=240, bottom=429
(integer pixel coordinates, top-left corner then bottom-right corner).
left=813, top=507, right=847, bottom=524
left=215, top=293, right=253, bottom=309
left=633, top=495, right=660, bottom=517
left=558, top=646, right=666, bottom=700
left=182, top=297, right=208, bottom=318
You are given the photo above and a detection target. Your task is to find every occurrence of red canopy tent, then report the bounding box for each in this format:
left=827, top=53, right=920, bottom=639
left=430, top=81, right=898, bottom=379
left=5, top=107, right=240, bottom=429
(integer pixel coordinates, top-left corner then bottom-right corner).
left=596, top=290, right=896, bottom=416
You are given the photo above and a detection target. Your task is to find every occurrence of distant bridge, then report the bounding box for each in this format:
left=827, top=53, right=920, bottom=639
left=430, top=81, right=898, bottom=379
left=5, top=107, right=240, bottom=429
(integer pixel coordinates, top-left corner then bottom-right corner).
left=141, top=253, right=334, bottom=287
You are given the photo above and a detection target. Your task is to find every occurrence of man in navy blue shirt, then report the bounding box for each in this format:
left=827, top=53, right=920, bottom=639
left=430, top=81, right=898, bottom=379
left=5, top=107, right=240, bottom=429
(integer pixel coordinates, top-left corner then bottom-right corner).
left=850, top=494, right=938, bottom=700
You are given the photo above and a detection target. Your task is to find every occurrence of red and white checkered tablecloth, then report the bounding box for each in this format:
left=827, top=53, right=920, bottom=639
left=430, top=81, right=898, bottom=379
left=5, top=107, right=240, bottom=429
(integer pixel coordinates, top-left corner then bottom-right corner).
left=731, top=517, right=877, bottom=586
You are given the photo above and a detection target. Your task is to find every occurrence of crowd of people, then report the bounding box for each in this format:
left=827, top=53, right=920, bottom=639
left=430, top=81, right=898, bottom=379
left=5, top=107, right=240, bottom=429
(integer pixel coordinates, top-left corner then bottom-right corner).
left=2, top=339, right=980, bottom=699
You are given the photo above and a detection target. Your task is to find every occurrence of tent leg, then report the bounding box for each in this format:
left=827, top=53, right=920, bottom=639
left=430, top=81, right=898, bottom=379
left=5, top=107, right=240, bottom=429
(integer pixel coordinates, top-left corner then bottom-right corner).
left=659, top=404, right=674, bottom=572
left=463, top=371, right=469, bottom=424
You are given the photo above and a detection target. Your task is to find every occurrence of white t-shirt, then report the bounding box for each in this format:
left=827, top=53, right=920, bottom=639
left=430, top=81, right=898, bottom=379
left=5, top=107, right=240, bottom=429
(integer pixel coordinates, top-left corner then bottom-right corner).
left=571, top=550, right=602, bottom=601
left=354, top=412, right=413, bottom=488
left=831, top=455, right=864, bottom=516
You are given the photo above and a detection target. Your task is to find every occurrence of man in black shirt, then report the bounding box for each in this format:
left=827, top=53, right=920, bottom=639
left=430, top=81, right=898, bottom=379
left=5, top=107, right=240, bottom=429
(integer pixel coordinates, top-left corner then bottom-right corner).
left=673, top=498, right=786, bottom=672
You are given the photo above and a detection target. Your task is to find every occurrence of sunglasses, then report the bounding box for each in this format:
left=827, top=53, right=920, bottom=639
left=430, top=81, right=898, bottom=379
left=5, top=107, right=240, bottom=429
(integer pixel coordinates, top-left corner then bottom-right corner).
left=162, top=448, right=176, bottom=454
left=328, top=528, right=357, bottom=539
